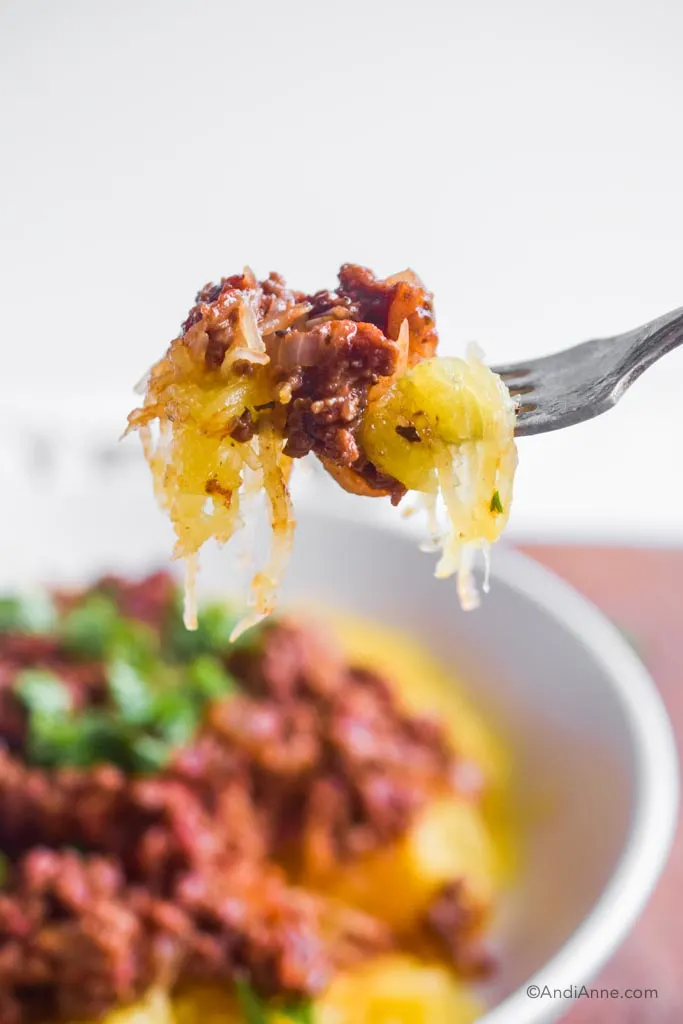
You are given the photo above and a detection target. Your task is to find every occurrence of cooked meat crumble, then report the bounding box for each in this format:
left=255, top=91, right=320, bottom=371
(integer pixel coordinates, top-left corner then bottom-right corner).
left=0, top=573, right=494, bottom=1022
left=279, top=320, right=399, bottom=465
left=425, top=880, right=496, bottom=979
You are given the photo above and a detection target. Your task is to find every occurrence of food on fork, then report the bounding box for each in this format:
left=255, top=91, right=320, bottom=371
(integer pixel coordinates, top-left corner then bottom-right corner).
left=0, top=571, right=512, bottom=1024
left=127, top=265, right=517, bottom=634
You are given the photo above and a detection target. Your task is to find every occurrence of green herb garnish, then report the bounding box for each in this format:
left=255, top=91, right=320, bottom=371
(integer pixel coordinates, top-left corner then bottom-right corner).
left=54, top=710, right=135, bottom=769
left=16, top=669, right=75, bottom=767
left=187, top=655, right=239, bottom=701
left=60, top=594, right=158, bottom=667
left=282, top=1003, right=314, bottom=1024
left=107, top=659, right=154, bottom=725
left=489, top=490, right=504, bottom=514
left=11, top=579, right=247, bottom=776
left=149, top=686, right=199, bottom=746
left=16, top=641, right=239, bottom=775
left=16, top=670, right=72, bottom=717
left=60, top=594, right=121, bottom=659
left=0, top=593, right=57, bottom=634
left=108, top=618, right=159, bottom=673
left=164, top=597, right=240, bottom=661
left=235, top=980, right=268, bottom=1024
left=129, top=733, right=174, bottom=773
left=235, top=981, right=313, bottom=1024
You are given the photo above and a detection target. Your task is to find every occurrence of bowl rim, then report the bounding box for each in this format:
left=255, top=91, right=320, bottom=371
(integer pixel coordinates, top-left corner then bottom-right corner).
left=301, top=509, right=678, bottom=1024
left=475, top=543, right=679, bottom=1023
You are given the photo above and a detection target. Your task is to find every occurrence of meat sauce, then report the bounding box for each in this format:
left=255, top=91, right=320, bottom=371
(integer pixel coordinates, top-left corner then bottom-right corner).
left=0, top=573, right=501, bottom=1023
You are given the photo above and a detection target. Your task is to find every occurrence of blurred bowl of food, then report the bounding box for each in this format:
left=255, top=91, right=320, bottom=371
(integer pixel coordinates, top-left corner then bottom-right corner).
left=272, top=510, right=679, bottom=1023
left=0, top=406, right=678, bottom=1024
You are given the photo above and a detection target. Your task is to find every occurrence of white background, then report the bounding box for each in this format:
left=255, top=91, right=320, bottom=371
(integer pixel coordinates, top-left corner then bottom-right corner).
left=2, top=0, right=682, bottom=543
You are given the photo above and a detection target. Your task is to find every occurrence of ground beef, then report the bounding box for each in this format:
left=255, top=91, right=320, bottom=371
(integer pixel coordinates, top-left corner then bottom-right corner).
left=0, top=738, right=391, bottom=1021
left=0, top=575, right=485, bottom=1021
left=0, top=745, right=256, bottom=879
left=276, top=272, right=409, bottom=496
left=280, top=319, right=399, bottom=467
left=306, top=288, right=360, bottom=321
left=336, top=263, right=396, bottom=333
left=174, top=264, right=439, bottom=502
left=224, top=620, right=456, bottom=864
left=335, top=264, right=438, bottom=365
left=0, top=845, right=388, bottom=1023
left=0, top=851, right=155, bottom=1024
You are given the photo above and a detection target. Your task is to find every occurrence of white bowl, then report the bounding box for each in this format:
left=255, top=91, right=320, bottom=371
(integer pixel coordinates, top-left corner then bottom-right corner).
left=0, top=414, right=678, bottom=1023
left=262, top=511, right=678, bottom=1024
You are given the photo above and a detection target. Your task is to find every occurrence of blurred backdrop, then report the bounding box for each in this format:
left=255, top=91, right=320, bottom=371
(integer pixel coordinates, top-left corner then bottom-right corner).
left=1, top=0, right=682, bottom=542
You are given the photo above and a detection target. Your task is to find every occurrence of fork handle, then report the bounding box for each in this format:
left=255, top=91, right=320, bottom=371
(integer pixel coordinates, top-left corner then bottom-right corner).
left=511, top=306, right=683, bottom=436
left=613, top=305, right=683, bottom=396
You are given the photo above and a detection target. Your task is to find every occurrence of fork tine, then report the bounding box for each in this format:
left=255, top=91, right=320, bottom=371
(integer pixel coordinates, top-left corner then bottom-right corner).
left=491, top=363, right=532, bottom=381
left=491, top=362, right=541, bottom=432
left=510, top=400, right=544, bottom=437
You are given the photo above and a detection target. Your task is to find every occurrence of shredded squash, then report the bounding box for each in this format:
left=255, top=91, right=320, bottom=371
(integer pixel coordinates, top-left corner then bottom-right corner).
left=128, top=318, right=292, bottom=638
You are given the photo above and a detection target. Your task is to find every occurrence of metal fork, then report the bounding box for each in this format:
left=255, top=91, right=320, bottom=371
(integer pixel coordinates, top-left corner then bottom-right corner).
left=492, top=307, right=683, bottom=436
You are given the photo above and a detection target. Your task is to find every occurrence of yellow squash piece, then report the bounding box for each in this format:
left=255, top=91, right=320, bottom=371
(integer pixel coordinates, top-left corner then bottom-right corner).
left=71, top=988, right=175, bottom=1024
left=362, top=351, right=517, bottom=609
left=362, top=355, right=509, bottom=498
left=173, top=984, right=241, bottom=1024
left=303, top=796, right=496, bottom=933
left=317, top=955, right=482, bottom=1024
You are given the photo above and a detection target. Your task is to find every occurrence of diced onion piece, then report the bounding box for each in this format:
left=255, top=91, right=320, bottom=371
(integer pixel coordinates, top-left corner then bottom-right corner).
left=222, top=346, right=270, bottom=369
left=241, top=265, right=258, bottom=289
left=259, top=301, right=312, bottom=335
left=385, top=268, right=425, bottom=288
left=240, top=300, right=266, bottom=353
left=266, top=329, right=327, bottom=370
